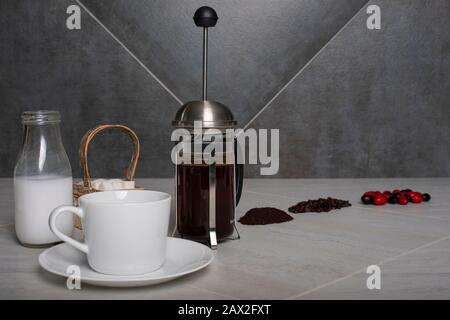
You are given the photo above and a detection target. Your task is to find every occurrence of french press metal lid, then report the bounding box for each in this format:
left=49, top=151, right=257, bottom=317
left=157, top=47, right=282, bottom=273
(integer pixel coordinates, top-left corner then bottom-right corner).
left=172, top=6, right=236, bottom=130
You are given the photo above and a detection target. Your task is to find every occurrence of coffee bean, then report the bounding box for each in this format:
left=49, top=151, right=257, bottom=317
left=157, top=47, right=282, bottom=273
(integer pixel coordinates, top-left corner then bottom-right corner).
left=288, top=197, right=351, bottom=214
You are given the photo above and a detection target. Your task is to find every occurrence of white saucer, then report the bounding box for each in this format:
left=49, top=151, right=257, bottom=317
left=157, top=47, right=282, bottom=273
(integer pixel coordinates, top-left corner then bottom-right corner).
left=38, top=237, right=214, bottom=287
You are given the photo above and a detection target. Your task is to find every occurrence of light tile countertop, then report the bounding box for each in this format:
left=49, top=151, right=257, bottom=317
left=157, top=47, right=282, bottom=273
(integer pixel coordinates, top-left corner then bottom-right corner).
left=1, top=178, right=449, bottom=299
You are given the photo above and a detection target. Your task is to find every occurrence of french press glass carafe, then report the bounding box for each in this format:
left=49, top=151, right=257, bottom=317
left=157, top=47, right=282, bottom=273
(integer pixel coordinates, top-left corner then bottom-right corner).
left=172, top=6, right=243, bottom=249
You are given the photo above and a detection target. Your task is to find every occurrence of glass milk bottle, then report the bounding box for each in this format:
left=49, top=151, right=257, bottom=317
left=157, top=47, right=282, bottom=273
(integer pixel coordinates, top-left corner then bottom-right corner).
left=14, top=111, right=73, bottom=247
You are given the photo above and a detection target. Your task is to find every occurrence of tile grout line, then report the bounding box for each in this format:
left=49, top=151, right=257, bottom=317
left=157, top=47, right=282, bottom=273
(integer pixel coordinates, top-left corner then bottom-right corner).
left=287, top=234, right=450, bottom=299
left=75, top=0, right=183, bottom=105
left=241, top=0, right=371, bottom=131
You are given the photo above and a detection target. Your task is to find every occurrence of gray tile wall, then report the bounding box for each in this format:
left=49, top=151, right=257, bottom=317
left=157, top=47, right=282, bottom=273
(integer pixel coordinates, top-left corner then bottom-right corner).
left=1, top=0, right=449, bottom=178
left=247, top=0, right=450, bottom=178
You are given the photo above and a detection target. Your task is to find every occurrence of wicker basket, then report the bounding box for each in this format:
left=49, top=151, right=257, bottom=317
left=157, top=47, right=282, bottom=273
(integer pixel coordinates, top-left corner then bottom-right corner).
left=73, top=124, right=143, bottom=229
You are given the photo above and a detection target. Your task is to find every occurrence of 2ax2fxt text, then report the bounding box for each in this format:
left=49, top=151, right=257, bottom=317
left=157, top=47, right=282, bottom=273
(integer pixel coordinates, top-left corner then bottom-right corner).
left=178, top=304, right=271, bottom=318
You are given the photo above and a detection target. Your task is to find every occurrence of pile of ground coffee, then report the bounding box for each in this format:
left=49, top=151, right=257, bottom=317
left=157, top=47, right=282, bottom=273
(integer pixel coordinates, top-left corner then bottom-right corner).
left=239, top=207, right=293, bottom=225
left=288, top=197, right=351, bottom=213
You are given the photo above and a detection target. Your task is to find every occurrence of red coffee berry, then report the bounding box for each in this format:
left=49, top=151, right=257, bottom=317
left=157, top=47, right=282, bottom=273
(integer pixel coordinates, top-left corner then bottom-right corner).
left=373, top=195, right=387, bottom=206
left=411, top=194, right=423, bottom=203
left=361, top=195, right=373, bottom=205
left=397, top=196, right=408, bottom=205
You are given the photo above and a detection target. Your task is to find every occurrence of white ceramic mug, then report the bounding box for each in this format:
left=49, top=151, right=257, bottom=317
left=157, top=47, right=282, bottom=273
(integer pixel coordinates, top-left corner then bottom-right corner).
left=49, top=190, right=171, bottom=275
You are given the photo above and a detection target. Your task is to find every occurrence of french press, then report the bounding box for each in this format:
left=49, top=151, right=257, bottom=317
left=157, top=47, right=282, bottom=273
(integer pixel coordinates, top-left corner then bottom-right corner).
left=172, top=6, right=243, bottom=249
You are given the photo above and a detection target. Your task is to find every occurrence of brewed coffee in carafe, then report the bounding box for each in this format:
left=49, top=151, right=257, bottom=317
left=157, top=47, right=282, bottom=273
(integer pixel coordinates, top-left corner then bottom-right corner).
left=176, top=150, right=236, bottom=241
